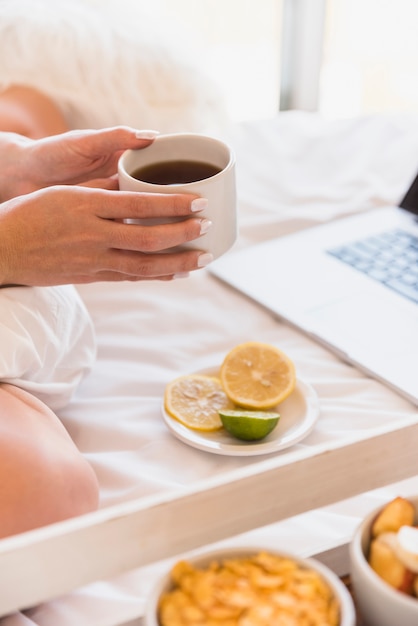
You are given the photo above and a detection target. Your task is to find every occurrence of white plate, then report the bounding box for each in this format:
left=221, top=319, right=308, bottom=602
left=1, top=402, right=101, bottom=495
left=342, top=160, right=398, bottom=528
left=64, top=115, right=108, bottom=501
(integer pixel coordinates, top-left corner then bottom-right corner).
left=161, top=368, right=320, bottom=456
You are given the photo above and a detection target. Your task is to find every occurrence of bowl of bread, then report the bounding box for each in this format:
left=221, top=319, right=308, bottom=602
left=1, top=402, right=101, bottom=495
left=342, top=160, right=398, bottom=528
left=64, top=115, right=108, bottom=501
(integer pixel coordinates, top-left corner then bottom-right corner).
left=350, top=495, right=418, bottom=626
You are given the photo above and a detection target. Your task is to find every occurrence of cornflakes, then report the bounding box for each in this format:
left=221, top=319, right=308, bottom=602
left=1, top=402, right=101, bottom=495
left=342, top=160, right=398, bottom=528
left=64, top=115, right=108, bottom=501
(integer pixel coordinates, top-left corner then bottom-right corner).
left=158, top=552, right=340, bottom=626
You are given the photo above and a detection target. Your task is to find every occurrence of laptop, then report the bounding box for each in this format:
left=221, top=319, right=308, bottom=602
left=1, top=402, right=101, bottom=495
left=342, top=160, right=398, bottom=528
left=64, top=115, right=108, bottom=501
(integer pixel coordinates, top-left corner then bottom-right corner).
left=210, top=172, right=418, bottom=406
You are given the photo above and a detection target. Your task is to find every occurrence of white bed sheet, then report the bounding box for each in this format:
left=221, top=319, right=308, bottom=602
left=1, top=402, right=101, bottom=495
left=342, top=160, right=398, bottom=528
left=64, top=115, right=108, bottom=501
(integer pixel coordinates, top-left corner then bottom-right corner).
left=3, top=111, right=418, bottom=626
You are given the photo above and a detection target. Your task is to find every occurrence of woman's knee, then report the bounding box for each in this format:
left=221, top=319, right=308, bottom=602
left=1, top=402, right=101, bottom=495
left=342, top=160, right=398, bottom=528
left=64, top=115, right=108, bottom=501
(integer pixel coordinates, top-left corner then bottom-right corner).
left=0, top=437, right=99, bottom=538
left=0, top=434, right=99, bottom=538
left=0, top=384, right=99, bottom=538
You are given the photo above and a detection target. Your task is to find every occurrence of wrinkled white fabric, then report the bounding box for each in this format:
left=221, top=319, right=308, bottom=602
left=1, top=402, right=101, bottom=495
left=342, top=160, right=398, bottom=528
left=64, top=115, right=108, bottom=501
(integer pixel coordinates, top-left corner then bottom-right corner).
left=0, top=286, right=96, bottom=410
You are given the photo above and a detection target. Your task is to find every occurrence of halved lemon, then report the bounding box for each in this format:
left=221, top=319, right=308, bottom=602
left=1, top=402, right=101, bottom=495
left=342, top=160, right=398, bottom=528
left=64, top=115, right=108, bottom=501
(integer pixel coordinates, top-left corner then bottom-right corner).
left=220, top=341, right=296, bottom=409
left=164, top=374, right=235, bottom=431
left=219, top=409, right=280, bottom=441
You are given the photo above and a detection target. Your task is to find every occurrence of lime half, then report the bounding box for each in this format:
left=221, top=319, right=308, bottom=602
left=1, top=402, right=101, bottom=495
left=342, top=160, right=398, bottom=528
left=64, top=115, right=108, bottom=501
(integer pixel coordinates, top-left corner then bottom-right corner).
left=218, top=409, right=280, bottom=441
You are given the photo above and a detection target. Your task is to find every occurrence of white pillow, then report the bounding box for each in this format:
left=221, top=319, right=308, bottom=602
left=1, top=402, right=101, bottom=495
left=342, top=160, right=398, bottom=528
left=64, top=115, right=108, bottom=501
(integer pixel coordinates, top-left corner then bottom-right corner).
left=0, top=285, right=96, bottom=411
left=0, top=0, right=227, bottom=134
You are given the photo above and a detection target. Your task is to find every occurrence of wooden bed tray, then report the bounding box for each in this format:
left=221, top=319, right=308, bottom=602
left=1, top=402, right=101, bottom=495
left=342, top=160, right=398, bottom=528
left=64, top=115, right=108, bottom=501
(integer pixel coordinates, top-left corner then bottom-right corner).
left=1, top=418, right=418, bottom=617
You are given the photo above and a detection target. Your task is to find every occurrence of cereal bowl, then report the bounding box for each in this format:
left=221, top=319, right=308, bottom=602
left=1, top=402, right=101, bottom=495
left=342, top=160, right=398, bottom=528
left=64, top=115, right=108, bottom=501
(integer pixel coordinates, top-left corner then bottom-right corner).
left=144, top=546, right=356, bottom=626
left=349, top=496, right=418, bottom=626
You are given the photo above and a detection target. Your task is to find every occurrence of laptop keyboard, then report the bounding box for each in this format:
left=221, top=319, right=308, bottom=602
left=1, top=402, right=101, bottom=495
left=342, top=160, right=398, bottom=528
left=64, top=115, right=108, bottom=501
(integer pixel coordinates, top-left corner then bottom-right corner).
left=328, top=229, right=418, bottom=304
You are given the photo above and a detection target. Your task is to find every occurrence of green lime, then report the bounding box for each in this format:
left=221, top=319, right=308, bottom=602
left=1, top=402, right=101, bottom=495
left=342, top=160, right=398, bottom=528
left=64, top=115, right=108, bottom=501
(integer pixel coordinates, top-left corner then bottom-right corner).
left=218, top=409, right=280, bottom=441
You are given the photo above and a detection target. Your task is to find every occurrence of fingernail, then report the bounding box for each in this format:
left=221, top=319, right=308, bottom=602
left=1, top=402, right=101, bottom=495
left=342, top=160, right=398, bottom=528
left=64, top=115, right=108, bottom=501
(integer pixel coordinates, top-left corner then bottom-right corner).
left=191, top=198, right=208, bottom=212
left=135, top=130, right=160, bottom=140
left=197, top=252, right=214, bottom=267
left=199, top=219, right=212, bottom=235
left=173, top=272, right=190, bottom=279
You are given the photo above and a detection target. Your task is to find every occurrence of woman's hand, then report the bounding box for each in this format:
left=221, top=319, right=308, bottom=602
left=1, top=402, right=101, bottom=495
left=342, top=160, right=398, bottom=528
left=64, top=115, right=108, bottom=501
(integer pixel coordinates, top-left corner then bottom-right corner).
left=0, top=126, right=159, bottom=200
left=0, top=185, right=212, bottom=286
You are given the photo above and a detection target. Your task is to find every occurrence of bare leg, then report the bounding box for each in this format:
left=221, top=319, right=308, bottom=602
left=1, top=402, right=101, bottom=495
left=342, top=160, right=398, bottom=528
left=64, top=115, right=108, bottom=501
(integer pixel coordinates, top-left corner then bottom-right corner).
left=0, top=85, right=69, bottom=138
left=0, top=384, right=99, bottom=538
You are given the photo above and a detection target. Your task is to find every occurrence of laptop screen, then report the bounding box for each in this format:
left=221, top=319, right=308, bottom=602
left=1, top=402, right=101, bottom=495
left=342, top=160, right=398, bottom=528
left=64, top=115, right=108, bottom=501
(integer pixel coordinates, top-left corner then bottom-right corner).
left=400, top=170, right=418, bottom=216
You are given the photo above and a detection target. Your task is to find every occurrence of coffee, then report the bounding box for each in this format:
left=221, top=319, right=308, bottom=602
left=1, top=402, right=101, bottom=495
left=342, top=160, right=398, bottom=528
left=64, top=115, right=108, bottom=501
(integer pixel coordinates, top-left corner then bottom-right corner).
left=131, top=159, right=222, bottom=185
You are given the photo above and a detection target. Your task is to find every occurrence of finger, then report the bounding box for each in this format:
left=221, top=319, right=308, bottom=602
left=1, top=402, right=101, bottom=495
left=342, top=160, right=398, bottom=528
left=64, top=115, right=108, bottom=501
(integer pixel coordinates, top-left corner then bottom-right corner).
left=71, top=272, right=177, bottom=284
left=101, top=248, right=212, bottom=278
left=96, top=189, right=207, bottom=220
left=107, top=216, right=212, bottom=253
left=68, top=126, right=159, bottom=158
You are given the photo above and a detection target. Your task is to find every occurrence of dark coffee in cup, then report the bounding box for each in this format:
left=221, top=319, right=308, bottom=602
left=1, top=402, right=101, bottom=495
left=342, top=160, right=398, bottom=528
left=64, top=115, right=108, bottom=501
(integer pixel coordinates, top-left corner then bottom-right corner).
left=131, top=159, right=222, bottom=185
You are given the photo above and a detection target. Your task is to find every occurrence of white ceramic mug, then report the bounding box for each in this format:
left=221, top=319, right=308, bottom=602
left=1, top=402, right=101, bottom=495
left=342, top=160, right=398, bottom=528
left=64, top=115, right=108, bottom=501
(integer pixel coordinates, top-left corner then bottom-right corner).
left=118, top=133, right=237, bottom=260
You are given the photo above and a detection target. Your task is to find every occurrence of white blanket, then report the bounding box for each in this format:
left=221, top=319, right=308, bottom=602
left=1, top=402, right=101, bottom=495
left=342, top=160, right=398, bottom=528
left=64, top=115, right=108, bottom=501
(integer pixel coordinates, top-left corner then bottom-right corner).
left=3, top=111, right=418, bottom=626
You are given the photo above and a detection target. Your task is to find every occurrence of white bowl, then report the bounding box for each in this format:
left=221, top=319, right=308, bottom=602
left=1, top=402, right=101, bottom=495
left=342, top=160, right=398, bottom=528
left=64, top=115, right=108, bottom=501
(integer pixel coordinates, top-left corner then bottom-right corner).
left=349, top=497, right=418, bottom=626
left=144, top=546, right=356, bottom=626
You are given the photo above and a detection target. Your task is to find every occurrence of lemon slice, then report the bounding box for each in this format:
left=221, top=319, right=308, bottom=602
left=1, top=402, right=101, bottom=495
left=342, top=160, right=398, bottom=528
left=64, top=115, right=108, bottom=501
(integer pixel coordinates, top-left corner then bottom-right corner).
left=220, top=341, right=296, bottom=409
left=219, top=409, right=280, bottom=441
left=164, top=374, right=235, bottom=431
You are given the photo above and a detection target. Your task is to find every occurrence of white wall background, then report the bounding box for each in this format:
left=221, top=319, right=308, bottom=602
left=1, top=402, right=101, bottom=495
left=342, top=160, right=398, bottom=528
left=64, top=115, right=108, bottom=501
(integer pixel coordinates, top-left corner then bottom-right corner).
left=85, top=0, right=418, bottom=122
left=320, top=0, right=418, bottom=118
left=153, top=0, right=283, bottom=122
